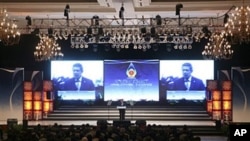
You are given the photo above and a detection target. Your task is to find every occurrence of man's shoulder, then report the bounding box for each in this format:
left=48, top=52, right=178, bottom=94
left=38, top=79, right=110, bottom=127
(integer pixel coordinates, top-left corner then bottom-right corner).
left=192, top=76, right=203, bottom=81
left=82, top=77, right=92, bottom=81
left=65, top=78, right=75, bottom=83
left=174, top=77, right=184, bottom=82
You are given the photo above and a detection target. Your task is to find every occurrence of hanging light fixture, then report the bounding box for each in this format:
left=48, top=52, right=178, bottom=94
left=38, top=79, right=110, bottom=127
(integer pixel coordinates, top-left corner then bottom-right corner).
left=34, top=34, right=64, bottom=61
left=202, top=31, right=233, bottom=60
left=225, top=0, right=250, bottom=44
left=0, top=8, right=20, bottom=46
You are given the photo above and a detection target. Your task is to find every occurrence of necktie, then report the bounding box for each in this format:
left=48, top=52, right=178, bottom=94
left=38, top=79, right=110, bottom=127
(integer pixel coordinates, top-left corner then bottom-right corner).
left=185, top=79, right=190, bottom=90
left=75, top=78, right=81, bottom=90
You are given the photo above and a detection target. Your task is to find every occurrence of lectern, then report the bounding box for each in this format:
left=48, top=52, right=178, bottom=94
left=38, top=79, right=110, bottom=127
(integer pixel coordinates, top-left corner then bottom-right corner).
left=117, top=106, right=126, bottom=120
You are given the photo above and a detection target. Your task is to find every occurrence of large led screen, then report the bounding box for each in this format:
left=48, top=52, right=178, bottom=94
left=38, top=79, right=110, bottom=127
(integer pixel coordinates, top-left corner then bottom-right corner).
left=51, top=60, right=103, bottom=101
left=160, top=60, right=214, bottom=100
left=104, top=60, right=159, bottom=101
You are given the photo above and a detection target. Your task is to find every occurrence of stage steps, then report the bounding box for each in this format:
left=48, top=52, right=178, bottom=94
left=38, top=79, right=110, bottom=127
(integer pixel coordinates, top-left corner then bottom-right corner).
left=44, top=105, right=212, bottom=121
left=40, top=104, right=226, bottom=136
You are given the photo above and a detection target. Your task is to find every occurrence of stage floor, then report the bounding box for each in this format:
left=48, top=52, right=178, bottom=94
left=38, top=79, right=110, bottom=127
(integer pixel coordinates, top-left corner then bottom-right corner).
left=0, top=119, right=216, bottom=127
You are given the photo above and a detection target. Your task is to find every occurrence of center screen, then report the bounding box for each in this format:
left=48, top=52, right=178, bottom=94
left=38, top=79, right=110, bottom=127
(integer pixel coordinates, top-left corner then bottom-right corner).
left=104, top=60, right=159, bottom=101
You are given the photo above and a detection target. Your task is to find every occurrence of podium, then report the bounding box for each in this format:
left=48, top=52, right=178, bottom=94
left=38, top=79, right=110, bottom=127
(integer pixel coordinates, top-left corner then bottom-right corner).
left=117, top=106, right=126, bottom=120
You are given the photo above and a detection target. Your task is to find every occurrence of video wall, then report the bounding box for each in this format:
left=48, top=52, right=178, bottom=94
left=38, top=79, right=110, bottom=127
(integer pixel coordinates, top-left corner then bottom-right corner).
left=51, top=60, right=214, bottom=102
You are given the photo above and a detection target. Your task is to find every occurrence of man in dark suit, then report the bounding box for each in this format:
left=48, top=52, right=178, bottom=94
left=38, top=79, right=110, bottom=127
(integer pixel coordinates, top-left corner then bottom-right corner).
left=117, top=99, right=126, bottom=120
left=173, top=62, right=205, bottom=91
left=64, top=63, right=95, bottom=91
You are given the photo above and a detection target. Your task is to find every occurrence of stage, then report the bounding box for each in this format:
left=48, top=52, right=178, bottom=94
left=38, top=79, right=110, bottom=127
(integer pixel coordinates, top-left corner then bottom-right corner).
left=0, top=119, right=216, bottom=127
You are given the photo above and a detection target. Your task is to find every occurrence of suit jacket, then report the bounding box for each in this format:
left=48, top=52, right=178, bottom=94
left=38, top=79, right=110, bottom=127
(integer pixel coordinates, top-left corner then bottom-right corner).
left=64, top=77, right=95, bottom=91
left=172, top=76, right=205, bottom=91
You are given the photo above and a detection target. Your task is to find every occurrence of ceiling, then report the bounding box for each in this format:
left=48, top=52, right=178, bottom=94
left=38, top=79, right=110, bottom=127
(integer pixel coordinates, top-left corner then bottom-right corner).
left=0, top=0, right=248, bottom=30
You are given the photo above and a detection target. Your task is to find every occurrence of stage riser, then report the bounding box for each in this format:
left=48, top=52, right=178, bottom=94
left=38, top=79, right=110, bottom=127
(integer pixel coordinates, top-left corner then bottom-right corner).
left=45, top=105, right=212, bottom=121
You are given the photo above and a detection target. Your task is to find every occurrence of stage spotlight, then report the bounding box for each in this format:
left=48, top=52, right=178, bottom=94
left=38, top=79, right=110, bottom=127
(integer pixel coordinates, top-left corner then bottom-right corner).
left=202, top=26, right=212, bottom=38
left=92, top=15, right=99, bottom=26
left=119, top=5, right=125, bottom=19
left=155, top=15, right=162, bottom=25
left=48, top=28, right=53, bottom=37
left=25, top=15, right=32, bottom=26
left=64, top=4, right=70, bottom=20
left=151, top=27, right=156, bottom=36
left=87, top=27, right=92, bottom=35
left=224, top=13, right=229, bottom=24
left=140, top=27, right=147, bottom=34
left=176, top=3, right=183, bottom=16
left=98, top=27, right=104, bottom=35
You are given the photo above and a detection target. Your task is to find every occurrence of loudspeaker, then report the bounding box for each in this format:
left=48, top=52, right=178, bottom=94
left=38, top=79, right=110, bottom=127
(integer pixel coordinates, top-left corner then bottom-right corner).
left=113, top=120, right=131, bottom=128
left=23, top=120, right=28, bottom=129
left=215, top=120, right=221, bottom=130
left=135, top=120, right=146, bottom=127
left=7, top=119, right=18, bottom=129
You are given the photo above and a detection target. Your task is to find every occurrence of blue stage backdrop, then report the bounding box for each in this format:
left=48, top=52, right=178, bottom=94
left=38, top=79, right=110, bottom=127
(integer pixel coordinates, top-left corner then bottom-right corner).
left=104, top=60, right=159, bottom=101
left=232, top=67, right=250, bottom=122
left=0, top=68, right=24, bottom=122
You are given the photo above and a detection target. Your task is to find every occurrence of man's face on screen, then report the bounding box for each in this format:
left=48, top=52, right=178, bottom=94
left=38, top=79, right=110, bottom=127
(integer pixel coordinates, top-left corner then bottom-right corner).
left=72, top=67, right=82, bottom=78
left=182, top=66, right=192, bottom=78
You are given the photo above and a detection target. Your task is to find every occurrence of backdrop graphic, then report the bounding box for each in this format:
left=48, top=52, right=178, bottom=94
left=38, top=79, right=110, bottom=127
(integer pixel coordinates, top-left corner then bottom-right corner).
left=232, top=67, right=250, bottom=122
left=104, top=60, right=159, bottom=101
left=0, top=66, right=249, bottom=123
left=0, top=68, right=24, bottom=122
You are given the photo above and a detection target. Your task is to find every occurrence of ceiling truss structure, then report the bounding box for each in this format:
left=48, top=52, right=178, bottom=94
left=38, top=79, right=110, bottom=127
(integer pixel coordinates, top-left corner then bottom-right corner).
left=22, top=15, right=226, bottom=34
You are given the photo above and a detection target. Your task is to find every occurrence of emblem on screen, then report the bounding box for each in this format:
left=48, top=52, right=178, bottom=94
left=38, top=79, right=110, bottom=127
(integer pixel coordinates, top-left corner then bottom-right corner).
left=126, top=62, right=137, bottom=78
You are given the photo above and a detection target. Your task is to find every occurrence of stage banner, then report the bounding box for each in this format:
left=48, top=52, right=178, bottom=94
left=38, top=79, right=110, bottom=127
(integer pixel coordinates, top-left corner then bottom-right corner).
left=232, top=67, right=250, bottom=122
left=0, top=68, right=24, bottom=122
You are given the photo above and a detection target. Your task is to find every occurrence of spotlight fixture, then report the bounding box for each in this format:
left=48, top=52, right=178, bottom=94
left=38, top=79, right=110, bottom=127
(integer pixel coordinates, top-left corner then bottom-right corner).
left=98, top=27, right=104, bottom=35
left=223, top=13, right=229, bottom=24
left=119, top=4, right=125, bottom=19
left=150, top=27, right=156, bottom=37
left=140, top=27, right=147, bottom=34
left=64, top=4, right=70, bottom=20
left=25, top=15, right=32, bottom=26
left=92, top=15, right=99, bottom=26
left=202, top=26, right=211, bottom=38
left=155, top=15, right=162, bottom=26
left=176, top=3, right=183, bottom=16
left=87, top=27, right=92, bottom=35
left=48, top=28, right=53, bottom=37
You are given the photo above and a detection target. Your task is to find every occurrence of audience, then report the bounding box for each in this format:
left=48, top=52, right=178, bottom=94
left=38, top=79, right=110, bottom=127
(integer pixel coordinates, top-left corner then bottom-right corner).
left=1, top=122, right=204, bottom=141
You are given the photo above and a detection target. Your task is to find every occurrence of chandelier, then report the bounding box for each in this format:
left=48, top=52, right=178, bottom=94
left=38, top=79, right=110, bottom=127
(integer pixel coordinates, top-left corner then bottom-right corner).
left=34, top=34, right=64, bottom=61
left=202, top=31, right=233, bottom=60
left=0, top=8, right=20, bottom=46
left=225, top=0, right=250, bottom=44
